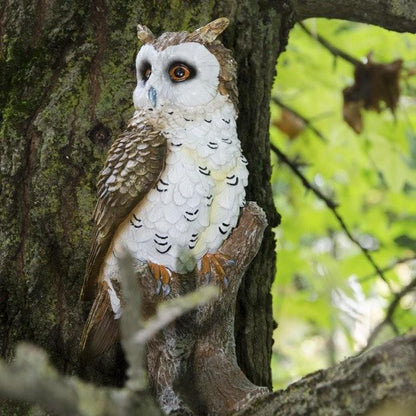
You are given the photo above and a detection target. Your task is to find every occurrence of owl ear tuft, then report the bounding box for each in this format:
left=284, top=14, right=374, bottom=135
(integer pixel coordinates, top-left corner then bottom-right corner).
left=194, top=17, right=230, bottom=43
left=137, top=25, right=155, bottom=43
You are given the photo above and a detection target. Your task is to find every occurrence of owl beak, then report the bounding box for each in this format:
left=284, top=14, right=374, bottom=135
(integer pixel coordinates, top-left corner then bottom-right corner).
left=148, top=86, right=157, bottom=108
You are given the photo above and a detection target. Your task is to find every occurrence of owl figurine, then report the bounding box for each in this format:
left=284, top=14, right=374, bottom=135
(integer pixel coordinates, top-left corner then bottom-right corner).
left=80, top=17, right=248, bottom=358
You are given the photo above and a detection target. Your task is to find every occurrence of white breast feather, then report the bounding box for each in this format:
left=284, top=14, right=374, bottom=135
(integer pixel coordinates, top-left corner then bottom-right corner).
left=105, top=94, right=248, bottom=305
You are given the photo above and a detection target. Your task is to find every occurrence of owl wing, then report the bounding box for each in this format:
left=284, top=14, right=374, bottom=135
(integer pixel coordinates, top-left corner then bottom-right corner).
left=81, top=118, right=167, bottom=301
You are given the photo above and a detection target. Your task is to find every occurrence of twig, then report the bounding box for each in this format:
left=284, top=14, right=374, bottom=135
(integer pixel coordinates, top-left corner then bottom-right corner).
left=362, top=276, right=416, bottom=352
left=270, top=143, right=338, bottom=209
left=272, top=96, right=328, bottom=143
left=133, top=285, right=219, bottom=344
left=0, top=344, right=118, bottom=416
left=298, top=21, right=361, bottom=66
left=270, top=143, right=392, bottom=290
left=118, top=251, right=148, bottom=392
left=359, top=254, right=416, bottom=282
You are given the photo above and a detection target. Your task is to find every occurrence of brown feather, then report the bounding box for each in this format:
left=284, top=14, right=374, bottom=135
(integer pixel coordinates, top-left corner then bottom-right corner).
left=80, top=117, right=167, bottom=300
left=80, top=282, right=120, bottom=361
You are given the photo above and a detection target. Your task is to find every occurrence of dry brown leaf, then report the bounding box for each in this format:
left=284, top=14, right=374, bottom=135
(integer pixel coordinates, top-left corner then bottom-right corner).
left=272, top=109, right=306, bottom=139
left=343, top=100, right=364, bottom=134
left=342, top=56, right=403, bottom=133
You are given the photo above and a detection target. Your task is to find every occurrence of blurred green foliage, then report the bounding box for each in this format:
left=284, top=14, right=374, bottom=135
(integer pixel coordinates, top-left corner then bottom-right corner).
left=270, top=18, right=416, bottom=388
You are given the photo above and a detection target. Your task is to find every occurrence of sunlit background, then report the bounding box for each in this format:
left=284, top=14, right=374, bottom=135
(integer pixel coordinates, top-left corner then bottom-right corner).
left=270, top=18, right=416, bottom=388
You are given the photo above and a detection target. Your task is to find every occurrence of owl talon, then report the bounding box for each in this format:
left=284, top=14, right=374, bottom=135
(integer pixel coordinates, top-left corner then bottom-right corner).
left=156, top=279, right=162, bottom=295
left=162, top=284, right=171, bottom=297
left=199, top=253, right=234, bottom=288
left=148, top=261, right=172, bottom=296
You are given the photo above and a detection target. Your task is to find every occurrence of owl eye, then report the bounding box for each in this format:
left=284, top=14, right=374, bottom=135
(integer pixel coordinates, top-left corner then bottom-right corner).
left=168, top=63, right=194, bottom=82
left=141, top=62, right=152, bottom=82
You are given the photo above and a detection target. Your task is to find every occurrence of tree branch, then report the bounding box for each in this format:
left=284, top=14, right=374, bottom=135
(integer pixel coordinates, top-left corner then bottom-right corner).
left=363, top=276, right=416, bottom=351
left=0, top=344, right=120, bottom=416
left=298, top=22, right=361, bottom=66
left=238, top=333, right=416, bottom=416
left=270, top=143, right=392, bottom=290
left=293, top=0, right=416, bottom=34
left=359, top=254, right=416, bottom=282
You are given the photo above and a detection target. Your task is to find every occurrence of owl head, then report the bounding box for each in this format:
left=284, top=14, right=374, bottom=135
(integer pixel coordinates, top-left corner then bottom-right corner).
left=133, top=18, right=237, bottom=111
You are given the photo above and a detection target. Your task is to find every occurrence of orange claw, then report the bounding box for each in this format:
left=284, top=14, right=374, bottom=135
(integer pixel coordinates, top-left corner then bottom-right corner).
left=200, top=253, right=235, bottom=288
left=148, top=261, right=172, bottom=296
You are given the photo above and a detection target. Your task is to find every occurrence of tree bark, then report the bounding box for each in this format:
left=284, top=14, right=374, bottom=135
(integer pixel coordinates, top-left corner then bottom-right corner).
left=238, top=333, right=416, bottom=416
left=0, top=1, right=288, bottom=412
left=293, top=0, right=416, bottom=34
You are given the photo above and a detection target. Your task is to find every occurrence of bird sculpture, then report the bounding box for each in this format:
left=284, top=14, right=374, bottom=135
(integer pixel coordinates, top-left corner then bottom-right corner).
left=80, top=17, right=248, bottom=358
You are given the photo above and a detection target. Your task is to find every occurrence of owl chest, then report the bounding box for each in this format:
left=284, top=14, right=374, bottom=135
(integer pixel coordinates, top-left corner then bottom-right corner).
left=119, top=126, right=245, bottom=273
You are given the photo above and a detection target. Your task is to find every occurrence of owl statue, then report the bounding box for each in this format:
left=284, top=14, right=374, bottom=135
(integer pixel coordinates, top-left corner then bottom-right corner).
left=80, top=17, right=248, bottom=357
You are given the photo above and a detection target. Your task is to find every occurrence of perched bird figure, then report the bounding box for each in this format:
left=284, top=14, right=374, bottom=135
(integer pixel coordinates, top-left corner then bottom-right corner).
left=80, top=17, right=248, bottom=358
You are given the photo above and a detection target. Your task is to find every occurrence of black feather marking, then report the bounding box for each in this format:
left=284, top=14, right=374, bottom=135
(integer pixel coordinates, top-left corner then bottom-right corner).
left=168, top=111, right=174, bottom=115
left=171, top=142, right=183, bottom=147
left=153, top=239, right=168, bottom=246
left=189, top=233, right=199, bottom=248
left=222, top=118, right=230, bottom=124
left=218, top=226, right=228, bottom=235
left=226, top=175, right=239, bottom=186
left=198, top=166, right=211, bottom=176
left=184, top=210, right=199, bottom=222
left=206, top=194, right=213, bottom=206
left=155, top=234, right=168, bottom=239
left=156, top=178, right=169, bottom=192
left=156, top=245, right=172, bottom=254
left=207, top=142, right=218, bottom=150
left=184, top=117, right=193, bottom=122
left=204, top=119, right=212, bottom=123
left=130, top=215, right=142, bottom=228
left=221, top=138, right=232, bottom=144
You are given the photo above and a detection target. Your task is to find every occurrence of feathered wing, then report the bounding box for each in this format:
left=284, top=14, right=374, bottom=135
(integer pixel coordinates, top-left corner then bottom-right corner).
left=81, top=119, right=167, bottom=300
left=80, top=118, right=167, bottom=359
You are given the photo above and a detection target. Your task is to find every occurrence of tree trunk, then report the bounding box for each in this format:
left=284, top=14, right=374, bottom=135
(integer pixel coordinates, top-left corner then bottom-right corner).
left=0, top=1, right=288, bottom=412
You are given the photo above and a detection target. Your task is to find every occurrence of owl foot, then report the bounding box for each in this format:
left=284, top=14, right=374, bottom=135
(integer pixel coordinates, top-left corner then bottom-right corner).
left=148, top=262, right=172, bottom=296
left=200, top=253, right=235, bottom=288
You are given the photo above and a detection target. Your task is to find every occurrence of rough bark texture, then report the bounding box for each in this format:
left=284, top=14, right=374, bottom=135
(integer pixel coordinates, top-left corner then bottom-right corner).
left=293, top=0, right=416, bottom=34
left=0, top=1, right=289, bottom=413
left=237, top=333, right=416, bottom=416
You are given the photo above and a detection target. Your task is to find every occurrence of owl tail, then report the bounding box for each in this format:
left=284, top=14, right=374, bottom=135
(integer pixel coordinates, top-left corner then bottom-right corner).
left=79, top=284, right=120, bottom=362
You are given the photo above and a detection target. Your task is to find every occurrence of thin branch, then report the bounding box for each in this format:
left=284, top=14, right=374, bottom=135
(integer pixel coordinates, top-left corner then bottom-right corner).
left=270, top=143, right=392, bottom=290
left=118, top=251, right=148, bottom=392
left=359, top=254, right=416, bottom=282
left=0, top=344, right=119, bottom=416
left=272, top=97, right=328, bottom=142
left=298, top=21, right=361, bottom=66
left=363, top=276, right=416, bottom=352
left=133, top=285, right=219, bottom=344
left=270, top=143, right=338, bottom=209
